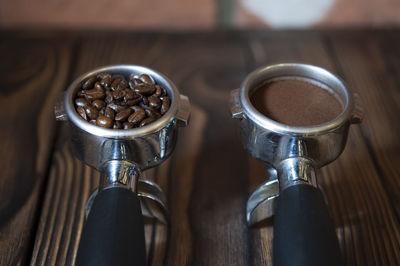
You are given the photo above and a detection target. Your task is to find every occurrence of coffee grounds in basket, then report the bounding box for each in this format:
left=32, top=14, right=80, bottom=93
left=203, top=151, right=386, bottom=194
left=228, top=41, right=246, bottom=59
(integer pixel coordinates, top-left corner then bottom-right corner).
left=250, top=79, right=343, bottom=127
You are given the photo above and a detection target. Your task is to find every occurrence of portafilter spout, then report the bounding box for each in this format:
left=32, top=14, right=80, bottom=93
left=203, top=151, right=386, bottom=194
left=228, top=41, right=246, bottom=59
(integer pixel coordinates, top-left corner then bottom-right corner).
left=55, top=65, right=190, bottom=266
left=230, top=63, right=362, bottom=266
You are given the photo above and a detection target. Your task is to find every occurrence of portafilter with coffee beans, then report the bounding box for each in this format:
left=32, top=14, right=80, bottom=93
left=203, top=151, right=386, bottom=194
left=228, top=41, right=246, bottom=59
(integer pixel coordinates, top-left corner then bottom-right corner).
left=55, top=65, right=190, bottom=266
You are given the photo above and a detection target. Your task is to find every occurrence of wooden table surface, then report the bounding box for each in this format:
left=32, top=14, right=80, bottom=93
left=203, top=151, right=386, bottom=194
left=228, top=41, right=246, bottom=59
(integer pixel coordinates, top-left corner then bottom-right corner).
left=0, top=29, right=399, bottom=266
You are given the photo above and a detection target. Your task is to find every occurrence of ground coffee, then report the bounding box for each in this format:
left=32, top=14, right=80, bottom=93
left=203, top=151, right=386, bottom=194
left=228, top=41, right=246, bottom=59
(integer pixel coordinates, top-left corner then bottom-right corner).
left=250, top=79, right=343, bottom=126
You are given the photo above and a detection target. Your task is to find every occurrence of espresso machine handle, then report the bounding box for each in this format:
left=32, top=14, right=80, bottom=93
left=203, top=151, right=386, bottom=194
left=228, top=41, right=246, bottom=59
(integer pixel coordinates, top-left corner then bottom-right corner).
left=76, top=187, right=146, bottom=266
left=273, top=184, right=343, bottom=266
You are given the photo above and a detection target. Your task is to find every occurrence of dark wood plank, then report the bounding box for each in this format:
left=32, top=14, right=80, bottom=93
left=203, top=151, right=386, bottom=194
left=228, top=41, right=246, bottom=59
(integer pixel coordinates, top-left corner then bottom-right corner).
left=0, top=32, right=74, bottom=265
left=30, top=134, right=97, bottom=266
left=326, top=32, right=400, bottom=265
left=327, top=31, right=400, bottom=217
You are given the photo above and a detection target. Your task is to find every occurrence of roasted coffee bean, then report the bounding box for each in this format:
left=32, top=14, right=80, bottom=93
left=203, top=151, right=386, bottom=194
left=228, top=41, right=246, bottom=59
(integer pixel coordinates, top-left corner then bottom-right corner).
left=104, top=107, right=115, bottom=120
left=131, top=105, right=144, bottom=112
left=96, top=114, right=113, bottom=128
left=107, top=102, right=125, bottom=112
left=92, top=99, right=106, bottom=110
left=98, top=73, right=112, bottom=87
left=94, top=82, right=103, bottom=90
left=134, top=84, right=155, bottom=95
left=128, top=80, right=135, bottom=90
left=121, top=98, right=142, bottom=107
left=133, top=78, right=143, bottom=85
left=123, top=122, right=134, bottom=129
left=82, top=76, right=96, bottom=90
left=142, top=96, right=149, bottom=106
left=138, top=74, right=154, bottom=84
left=124, top=90, right=135, bottom=100
left=85, top=105, right=99, bottom=120
left=77, top=106, right=87, bottom=121
left=75, top=97, right=89, bottom=107
left=111, top=79, right=121, bottom=91
left=105, top=90, right=113, bottom=103
left=154, top=85, right=162, bottom=97
left=121, top=98, right=142, bottom=106
left=154, top=85, right=166, bottom=97
left=113, top=121, right=123, bottom=129
left=100, top=76, right=112, bottom=88
left=118, top=79, right=128, bottom=89
left=77, top=90, right=85, bottom=97
left=131, top=79, right=145, bottom=89
left=128, top=106, right=146, bottom=125
left=89, top=119, right=97, bottom=124
left=161, top=87, right=167, bottom=96
left=84, top=87, right=105, bottom=100
left=161, top=97, right=170, bottom=115
left=145, top=108, right=161, bottom=119
left=129, top=74, right=146, bottom=84
left=140, top=117, right=156, bottom=127
left=115, top=108, right=132, bottom=122
left=99, top=107, right=106, bottom=115
left=148, top=95, right=161, bottom=109
left=112, top=89, right=126, bottom=100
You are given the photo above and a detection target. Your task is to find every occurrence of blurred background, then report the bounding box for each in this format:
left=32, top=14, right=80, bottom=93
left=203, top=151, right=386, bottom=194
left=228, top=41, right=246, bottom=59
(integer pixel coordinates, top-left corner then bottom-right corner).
left=1, top=0, right=400, bottom=30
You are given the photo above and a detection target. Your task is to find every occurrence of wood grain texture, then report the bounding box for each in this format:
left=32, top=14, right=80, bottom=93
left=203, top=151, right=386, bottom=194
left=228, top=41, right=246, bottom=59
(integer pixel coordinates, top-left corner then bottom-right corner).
left=0, top=32, right=73, bottom=265
left=0, top=30, right=397, bottom=266
left=327, top=31, right=400, bottom=217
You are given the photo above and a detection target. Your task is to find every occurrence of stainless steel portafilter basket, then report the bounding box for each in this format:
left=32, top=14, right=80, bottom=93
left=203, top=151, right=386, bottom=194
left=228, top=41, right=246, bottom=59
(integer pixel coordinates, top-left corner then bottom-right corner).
left=230, top=63, right=362, bottom=266
left=55, top=65, right=190, bottom=266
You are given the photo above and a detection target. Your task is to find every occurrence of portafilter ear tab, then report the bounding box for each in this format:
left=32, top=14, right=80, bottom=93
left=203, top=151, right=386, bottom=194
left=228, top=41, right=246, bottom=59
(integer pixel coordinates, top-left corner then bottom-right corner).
left=231, top=63, right=362, bottom=266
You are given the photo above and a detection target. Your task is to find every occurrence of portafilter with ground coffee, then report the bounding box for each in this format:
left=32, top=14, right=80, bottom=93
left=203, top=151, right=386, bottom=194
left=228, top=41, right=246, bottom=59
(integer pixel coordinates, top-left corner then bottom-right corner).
left=230, top=63, right=362, bottom=266
left=55, top=65, right=190, bottom=266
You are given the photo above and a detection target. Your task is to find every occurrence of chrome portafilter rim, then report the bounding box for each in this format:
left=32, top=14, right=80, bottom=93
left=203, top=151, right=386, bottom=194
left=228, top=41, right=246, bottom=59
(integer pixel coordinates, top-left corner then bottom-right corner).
left=240, top=63, right=354, bottom=135
left=64, top=64, right=181, bottom=139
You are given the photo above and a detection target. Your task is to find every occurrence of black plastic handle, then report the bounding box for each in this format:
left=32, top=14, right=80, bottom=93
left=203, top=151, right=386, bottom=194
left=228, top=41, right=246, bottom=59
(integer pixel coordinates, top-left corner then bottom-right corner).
left=76, top=187, right=146, bottom=266
left=273, top=184, right=343, bottom=266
